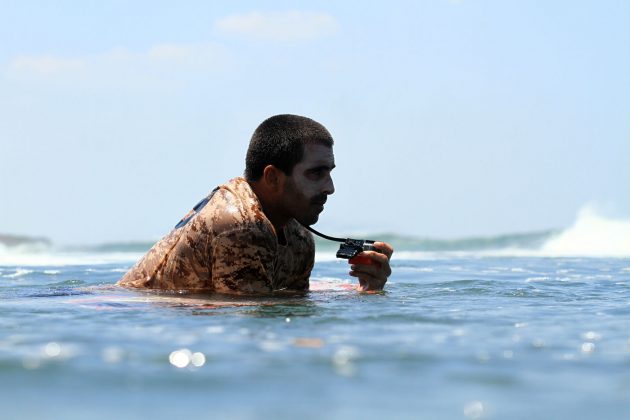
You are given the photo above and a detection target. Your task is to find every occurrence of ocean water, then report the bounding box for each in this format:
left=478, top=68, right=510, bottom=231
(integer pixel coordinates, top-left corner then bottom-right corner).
left=2, top=208, right=630, bottom=419
left=1, top=252, right=630, bottom=419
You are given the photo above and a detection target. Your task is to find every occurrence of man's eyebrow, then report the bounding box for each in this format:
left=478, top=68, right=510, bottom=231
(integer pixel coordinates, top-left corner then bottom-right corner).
left=308, top=164, right=335, bottom=171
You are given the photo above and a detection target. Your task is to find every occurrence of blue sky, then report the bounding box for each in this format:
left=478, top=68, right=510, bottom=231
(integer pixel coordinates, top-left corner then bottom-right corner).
left=1, top=0, right=629, bottom=245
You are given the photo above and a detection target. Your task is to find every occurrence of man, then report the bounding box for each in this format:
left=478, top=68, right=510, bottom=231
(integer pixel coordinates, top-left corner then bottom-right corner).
left=118, top=114, right=393, bottom=293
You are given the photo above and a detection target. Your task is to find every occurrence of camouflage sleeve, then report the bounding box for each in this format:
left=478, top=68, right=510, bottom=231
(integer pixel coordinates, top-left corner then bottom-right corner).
left=211, top=228, right=276, bottom=294
left=294, top=252, right=313, bottom=291
left=286, top=224, right=315, bottom=291
left=292, top=243, right=314, bottom=291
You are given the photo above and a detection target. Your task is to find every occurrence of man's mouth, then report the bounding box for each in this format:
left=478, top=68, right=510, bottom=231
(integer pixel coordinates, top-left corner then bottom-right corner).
left=311, top=198, right=326, bottom=214
left=311, top=196, right=328, bottom=206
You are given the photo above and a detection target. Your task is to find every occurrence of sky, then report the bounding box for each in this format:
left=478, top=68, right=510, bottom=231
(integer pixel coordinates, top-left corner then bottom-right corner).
left=1, top=0, right=629, bottom=245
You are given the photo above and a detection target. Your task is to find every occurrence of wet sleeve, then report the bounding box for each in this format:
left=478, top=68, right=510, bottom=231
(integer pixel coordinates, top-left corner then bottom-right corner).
left=294, top=252, right=313, bottom=291
left=211, top=228, right=276, bottom=294
left=287, top=227, right=315, bottom=291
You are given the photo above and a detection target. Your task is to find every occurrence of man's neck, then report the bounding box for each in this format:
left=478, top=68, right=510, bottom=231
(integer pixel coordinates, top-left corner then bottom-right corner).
left=248, top=180, right=290, bottom=238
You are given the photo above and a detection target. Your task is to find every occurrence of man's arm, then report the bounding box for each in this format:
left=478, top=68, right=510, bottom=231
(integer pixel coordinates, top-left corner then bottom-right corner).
left=348, top=241, right=394, bottom=291
left=210, top=228, right=276, bottom=294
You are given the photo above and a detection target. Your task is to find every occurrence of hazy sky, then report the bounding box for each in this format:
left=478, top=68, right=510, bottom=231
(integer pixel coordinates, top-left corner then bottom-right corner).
left=1, top=0, right=629, bottom=245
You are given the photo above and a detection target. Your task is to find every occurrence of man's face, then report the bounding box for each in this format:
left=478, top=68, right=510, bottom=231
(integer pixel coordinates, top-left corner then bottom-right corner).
left=281, top=143, right=335, bottom=226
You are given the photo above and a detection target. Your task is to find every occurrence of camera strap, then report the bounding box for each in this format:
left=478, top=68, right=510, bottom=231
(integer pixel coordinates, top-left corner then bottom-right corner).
left=302, top=225, right=375, bottom=245
left=302, top=225, right=346, bottom=243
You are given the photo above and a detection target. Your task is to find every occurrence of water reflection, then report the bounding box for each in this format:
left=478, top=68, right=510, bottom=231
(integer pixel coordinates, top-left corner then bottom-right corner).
left=168, top=348, right=206, bottom=368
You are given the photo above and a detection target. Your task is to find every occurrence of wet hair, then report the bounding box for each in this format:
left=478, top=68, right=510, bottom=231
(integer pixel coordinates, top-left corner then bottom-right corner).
left=245, top=114, right=334, bottom=181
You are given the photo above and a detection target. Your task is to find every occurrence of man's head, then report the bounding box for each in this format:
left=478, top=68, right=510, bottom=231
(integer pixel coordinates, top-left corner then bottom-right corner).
left=245, top=115, right=335, bottom=226
left=245, top=114, right=334, bottom=182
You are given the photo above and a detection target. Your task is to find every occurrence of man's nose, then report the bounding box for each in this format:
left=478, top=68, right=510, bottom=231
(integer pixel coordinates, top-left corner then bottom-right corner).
left=324, top=174, right=335, bottom=195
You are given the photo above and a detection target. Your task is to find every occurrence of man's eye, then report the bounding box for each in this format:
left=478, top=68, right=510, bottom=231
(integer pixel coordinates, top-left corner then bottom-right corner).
left=308, top=169, right=326, bottom=179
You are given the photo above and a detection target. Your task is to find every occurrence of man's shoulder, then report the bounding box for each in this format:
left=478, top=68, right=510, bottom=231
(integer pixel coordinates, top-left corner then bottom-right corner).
left=201, top=177, right=271, bottom=237
left=214, top=177, right=257, bottom=208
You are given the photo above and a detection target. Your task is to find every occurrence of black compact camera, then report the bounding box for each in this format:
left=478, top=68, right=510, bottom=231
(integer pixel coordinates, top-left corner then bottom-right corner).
left=303, top=225, right=378, bottom=263
left=336, top=238, right=376, bottom=260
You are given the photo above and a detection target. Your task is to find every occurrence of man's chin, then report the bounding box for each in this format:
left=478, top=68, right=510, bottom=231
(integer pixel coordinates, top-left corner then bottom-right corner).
left=296, top=213, right=319, bottom=226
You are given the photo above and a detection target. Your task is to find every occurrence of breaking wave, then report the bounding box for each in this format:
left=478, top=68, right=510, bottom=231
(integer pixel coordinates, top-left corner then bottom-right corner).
left=541, top=206, right=630, bottom=257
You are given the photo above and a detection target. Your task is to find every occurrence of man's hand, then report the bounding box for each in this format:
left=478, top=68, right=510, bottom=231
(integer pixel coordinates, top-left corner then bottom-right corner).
left=348, top=241, right=394, bottom=291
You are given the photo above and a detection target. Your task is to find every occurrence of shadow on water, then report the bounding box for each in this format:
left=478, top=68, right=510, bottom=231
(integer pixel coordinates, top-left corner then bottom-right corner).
left=238, top=300, right=322, bottom=318
left=57, top=284, right=334, bottom=318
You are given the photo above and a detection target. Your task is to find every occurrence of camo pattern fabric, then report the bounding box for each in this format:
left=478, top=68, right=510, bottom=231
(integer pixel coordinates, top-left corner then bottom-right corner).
left=117, top=177, right=314, bottom=293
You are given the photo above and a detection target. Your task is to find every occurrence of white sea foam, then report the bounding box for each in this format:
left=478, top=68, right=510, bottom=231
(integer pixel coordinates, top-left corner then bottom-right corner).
left=3, top=268, right=34, bottom=278
left=541, top=206, right=630, bottom=257
left=0, top=247, right=142, bottom=267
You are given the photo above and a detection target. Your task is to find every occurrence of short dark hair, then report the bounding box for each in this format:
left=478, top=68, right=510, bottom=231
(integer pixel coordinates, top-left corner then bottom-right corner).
left=245, top=114, right=334, bottom=181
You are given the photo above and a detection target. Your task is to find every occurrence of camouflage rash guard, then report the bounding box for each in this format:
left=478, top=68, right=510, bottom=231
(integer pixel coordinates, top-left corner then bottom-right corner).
left=117, top=177, right=315, bottom=293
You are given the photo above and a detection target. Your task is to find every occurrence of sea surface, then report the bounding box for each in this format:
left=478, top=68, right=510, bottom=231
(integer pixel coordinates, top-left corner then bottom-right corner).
left=1, top=248, right=630, bottom=419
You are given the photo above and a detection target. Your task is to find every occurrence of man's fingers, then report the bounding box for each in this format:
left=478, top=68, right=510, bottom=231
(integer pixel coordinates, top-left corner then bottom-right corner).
left=349, top=269, right=386, bottom=291
left=351, top=262, right=386, bottom=278
left=349, top=270, right=370, bottom=288
left=359, top=250, right=389, bottom=266
left=348, top=241, right=393, bottom=292
left=373, top=242, right=393, bottom=259
left=349, top=269, right=379, bottom=282
left=352, top=252, right=392, bottom=277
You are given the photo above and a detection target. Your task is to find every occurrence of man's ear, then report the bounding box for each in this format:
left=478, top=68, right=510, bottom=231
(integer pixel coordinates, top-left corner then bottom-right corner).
left=261, top=165, right=286, bottom=193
